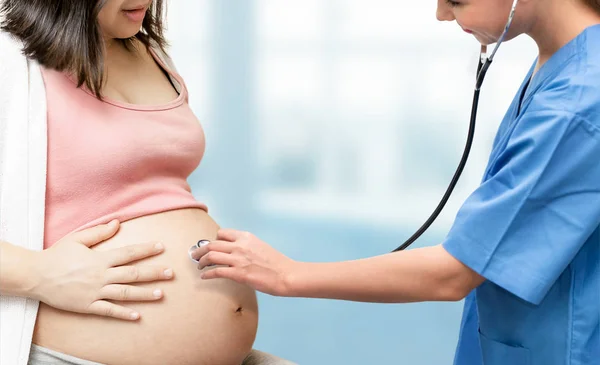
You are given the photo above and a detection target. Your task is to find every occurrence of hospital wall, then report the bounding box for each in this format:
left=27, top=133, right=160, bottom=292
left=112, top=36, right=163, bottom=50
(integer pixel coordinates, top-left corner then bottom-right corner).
left=166, top=1, right=537, bottom=364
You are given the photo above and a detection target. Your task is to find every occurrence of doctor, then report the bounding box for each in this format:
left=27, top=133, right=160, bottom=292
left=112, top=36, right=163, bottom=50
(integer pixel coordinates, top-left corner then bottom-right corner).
left=193, top=0, right=600, bottom=363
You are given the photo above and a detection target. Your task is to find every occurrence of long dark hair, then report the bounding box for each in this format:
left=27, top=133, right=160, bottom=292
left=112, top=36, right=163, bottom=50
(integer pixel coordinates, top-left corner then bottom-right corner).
left=0, top=0, right=168, bottom=98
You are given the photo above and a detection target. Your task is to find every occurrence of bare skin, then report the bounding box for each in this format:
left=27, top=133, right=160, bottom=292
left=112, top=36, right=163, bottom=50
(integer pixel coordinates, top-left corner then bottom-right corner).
left=2, top=1, right=260, bottom=364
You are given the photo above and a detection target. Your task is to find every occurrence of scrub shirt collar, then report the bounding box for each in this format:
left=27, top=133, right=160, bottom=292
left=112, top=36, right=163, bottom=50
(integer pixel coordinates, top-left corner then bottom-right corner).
left=521, top=24, right=600, bottom=105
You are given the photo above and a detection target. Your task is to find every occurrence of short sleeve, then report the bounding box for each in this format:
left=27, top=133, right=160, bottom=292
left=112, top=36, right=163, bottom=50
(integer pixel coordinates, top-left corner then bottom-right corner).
left=443, top=110, right=600, bottom=305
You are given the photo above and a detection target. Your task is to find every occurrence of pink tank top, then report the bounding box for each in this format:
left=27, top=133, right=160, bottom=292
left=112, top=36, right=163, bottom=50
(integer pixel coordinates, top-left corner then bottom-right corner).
left=41, top=50, right=208, bottom=248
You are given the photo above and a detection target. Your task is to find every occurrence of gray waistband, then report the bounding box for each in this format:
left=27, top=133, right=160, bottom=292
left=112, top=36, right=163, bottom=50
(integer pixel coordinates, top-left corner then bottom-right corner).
left=28, top=344, right=105, bottom=365
left=29, top=344, right=297, bottom=365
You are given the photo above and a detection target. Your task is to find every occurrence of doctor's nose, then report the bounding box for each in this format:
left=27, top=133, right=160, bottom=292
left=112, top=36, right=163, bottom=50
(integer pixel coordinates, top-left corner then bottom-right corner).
left=436, top=0, right=456, bottom=21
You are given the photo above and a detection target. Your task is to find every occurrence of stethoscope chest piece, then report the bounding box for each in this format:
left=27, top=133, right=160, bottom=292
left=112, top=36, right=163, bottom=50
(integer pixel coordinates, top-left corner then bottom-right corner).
left=188, top=239, right=210, bottom=263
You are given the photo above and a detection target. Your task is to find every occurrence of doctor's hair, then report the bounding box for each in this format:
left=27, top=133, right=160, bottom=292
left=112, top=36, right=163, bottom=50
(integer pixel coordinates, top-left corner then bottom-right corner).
left=0, top=0, right=168, bottom=99
left=583, top=0, right=600, bottom=13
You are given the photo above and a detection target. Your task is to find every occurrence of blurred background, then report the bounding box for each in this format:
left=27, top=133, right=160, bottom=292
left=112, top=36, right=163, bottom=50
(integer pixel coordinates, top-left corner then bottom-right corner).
left=165, top=1, right=536, bottom=363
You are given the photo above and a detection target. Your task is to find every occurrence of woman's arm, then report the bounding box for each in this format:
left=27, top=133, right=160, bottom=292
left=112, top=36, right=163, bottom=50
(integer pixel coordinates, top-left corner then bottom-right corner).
left=0, top=240, right=41, bottom=297
left=193, top=230, right=485, bottom=302
left=0, top=220, right=175, bottom=320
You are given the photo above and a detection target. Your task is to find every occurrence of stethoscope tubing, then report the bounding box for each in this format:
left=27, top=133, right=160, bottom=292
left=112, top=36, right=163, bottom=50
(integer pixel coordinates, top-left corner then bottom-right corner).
left=391, top=0, right=518, bottom=252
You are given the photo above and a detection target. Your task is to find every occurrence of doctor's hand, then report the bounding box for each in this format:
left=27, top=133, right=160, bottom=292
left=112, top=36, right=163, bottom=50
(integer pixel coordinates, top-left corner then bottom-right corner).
left=191, top=229, right=298, bottom=297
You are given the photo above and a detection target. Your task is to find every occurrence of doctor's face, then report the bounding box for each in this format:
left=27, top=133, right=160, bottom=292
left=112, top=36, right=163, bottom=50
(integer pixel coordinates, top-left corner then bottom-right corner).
left=436, top=0, right=524, bottom=45
left=98, top=0, right=152, bottom=40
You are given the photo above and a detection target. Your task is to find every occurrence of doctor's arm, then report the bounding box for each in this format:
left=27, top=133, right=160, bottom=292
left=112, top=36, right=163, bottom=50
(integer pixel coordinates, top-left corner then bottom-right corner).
left=286, top=244, right=484, bottom=302
left=193, top=230, right=485, bottom=303
left=193, top=111, right=600, bottom=304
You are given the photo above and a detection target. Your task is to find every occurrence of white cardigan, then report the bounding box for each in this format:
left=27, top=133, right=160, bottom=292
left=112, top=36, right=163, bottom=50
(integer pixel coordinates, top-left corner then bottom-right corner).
left=0, top=30, right=181, bottom=365
left=0, top=29, right=48, bottom=365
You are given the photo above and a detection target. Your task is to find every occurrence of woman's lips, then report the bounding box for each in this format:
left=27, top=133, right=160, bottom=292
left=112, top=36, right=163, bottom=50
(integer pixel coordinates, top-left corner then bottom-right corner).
left=122, top=7, right=147, bottom=22
left=463, top=28, right=473, bottom=34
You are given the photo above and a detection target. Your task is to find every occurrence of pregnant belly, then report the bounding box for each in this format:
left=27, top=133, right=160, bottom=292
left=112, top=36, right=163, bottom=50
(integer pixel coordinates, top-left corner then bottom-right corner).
left=33, top=209, right=259, bottom=365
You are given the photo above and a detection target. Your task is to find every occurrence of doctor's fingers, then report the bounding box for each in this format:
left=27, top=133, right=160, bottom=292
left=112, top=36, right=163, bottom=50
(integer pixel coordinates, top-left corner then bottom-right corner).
left=200, top=266, right=247, bottom=284
left=201, top=265, right=283, bottom=296
left=217, top=228, right=251, bottom=242
left=197, top=251, right=244, bottom=270
left=191, top=240, right=235, bottom=261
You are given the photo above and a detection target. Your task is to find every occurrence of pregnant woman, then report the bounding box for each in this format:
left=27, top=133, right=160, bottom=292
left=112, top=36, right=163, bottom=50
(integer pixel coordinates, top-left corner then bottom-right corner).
left=0, top=1, right=287, bottom=364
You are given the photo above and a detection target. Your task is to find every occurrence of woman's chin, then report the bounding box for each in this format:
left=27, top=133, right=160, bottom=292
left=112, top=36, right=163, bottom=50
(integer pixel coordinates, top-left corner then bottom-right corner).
left=105, top=29, right=142, bottom=43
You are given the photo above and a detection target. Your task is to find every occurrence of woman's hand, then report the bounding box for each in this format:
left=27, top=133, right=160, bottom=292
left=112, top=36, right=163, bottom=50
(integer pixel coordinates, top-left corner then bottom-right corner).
left=191, top=229, right=298, bottom=297
left=30, top=220, right=174, bottom=321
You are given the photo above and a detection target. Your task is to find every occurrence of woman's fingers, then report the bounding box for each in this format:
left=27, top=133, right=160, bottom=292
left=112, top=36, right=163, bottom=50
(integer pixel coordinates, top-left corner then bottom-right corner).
left=86, top=300, right=141, bottom=321
left=99, top=284, right=164, bottom=302
left=74, top=220, right=120, bottom=248
left=107, top=241, right=165, bottom=267
left=197, top=251, right=240, bottom=270
left=105, top=265, right=174, bottom=284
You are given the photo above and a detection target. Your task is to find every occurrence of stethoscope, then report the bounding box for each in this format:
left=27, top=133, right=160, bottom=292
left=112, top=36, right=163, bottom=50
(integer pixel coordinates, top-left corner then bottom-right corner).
left=189, top=239, right=211, bottom=263
left=189, top=0, right=520, bottom=263
left=391, top=0, right=519, bottom=252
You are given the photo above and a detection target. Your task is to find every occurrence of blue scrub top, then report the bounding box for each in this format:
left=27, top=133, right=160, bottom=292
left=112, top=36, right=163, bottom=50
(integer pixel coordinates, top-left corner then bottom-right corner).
left=443, top=25, right=600, bottom=365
